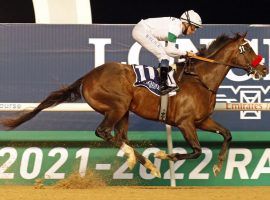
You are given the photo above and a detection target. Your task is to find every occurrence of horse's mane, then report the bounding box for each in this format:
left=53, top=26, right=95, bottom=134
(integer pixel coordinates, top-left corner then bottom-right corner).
left=176, top=33, right=244, bottom=68
left=197, top=33, right=243, bottom=57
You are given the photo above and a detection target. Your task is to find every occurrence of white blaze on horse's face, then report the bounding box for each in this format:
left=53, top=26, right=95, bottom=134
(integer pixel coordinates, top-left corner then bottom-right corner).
left=239, top=41, right=248, bottom=54
left=238, top=41, right=254, bottom=67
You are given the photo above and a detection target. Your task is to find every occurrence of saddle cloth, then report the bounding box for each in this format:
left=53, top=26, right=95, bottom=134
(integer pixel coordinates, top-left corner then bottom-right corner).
left=132, top=64, right=177, bottom=96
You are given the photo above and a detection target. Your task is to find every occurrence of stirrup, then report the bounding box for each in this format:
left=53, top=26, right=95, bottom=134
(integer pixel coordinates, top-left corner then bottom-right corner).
left=160, top=85, right=179, bottom=95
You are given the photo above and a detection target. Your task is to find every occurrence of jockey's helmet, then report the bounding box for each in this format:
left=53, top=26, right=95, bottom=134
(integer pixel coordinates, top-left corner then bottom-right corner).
left=180, top=10, right=202, bottom=28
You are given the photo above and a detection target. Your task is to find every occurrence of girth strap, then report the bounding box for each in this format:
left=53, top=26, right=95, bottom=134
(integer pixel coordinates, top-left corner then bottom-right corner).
left=159, top=94, right=169, bottom=121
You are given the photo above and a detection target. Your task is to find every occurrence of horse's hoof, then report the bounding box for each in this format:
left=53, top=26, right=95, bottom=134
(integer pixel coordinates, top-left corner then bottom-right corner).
left=151, top=168, right=161, bottom=178
left=213, top=164, right=221, bottom=176
left=127, top=157, right=136, bottom=170
left=154, top=150, right=168, bottom=159
left=144, top=158, right=161, bottom=178
left=121, top=143, right=136, bottom=170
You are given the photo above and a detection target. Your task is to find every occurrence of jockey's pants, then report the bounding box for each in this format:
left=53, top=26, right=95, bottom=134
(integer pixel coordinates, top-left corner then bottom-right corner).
left=132, top=20, right=170, bottom=62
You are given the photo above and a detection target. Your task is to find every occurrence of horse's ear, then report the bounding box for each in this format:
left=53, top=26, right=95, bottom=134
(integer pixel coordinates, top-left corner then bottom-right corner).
left=237, top=32, right=247, bottom=42
left=242, top=32, right=247, bottom=38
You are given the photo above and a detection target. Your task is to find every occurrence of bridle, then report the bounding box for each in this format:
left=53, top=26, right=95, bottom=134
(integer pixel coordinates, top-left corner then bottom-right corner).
left=183, top=41, right=263, bottom=93
left=237, top=42, right=263, bottom=75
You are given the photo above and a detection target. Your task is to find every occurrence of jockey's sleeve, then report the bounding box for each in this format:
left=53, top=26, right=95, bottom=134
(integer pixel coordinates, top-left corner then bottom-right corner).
left=168, top=17, right=181, bottom=39
left=166, top=19, right=185, bottom=58
left=164, top=41, right=187, bottom=58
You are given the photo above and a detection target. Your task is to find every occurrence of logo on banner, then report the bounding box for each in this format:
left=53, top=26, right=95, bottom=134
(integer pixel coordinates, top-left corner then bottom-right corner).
left=217, top=86, right=270, bottom=119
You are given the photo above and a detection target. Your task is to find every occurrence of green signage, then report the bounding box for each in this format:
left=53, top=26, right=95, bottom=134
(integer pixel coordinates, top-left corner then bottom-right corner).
left=0, top=131, right=270, bottom=186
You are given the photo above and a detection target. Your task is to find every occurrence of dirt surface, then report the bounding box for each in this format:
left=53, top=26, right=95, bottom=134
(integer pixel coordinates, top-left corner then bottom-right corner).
left=0, top=172, right=269, bottom=200
left=0, top=186, right=270, bottom=200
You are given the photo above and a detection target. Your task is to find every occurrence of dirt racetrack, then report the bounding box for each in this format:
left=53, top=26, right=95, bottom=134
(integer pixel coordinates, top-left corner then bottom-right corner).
left=0, top=186, right=270, bottom=200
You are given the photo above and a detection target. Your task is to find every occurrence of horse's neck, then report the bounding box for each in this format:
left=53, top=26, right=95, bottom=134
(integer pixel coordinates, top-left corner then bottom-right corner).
left=196, top=49, right=234, bottom=92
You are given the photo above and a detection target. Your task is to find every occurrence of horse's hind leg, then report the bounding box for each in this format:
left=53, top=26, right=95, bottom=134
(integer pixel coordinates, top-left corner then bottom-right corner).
left=95, top=109, right=126, bottom=141
left=112, top=111, right=136, bottom=169
left=113, top=112, right=129, bottom=145
left=113, top=112, right=161, bottom=177
left=198, top=117, right=232, bottom=176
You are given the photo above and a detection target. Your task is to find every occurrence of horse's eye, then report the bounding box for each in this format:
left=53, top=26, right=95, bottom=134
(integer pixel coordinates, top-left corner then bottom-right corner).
left=246, top=46, right=252, bottom=52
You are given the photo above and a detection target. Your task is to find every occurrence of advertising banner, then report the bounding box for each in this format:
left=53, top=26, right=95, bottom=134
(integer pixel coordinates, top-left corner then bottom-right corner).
left=0, top=24, right=270, bottom=185
left=0, top=131, right=270, bottom=186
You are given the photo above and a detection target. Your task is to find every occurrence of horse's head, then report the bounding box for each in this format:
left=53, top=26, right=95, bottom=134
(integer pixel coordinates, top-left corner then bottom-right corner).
left=230, top=33, right=268, bottom=79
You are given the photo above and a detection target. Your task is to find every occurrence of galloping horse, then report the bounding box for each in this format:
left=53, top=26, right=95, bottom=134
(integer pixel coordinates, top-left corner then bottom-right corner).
left=0, top=33, right=268, bottom=178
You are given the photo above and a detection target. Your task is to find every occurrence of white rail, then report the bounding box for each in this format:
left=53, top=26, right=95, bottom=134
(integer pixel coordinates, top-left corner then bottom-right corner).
left=1, top=102, right=270, bottom=112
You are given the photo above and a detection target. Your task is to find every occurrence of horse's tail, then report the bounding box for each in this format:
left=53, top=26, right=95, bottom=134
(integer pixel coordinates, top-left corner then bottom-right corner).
left=1, top=76, right=84, bottom=130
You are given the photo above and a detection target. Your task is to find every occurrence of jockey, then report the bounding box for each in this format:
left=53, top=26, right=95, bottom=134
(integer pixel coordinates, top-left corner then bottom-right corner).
left=132, top=10, right=202, bottom=95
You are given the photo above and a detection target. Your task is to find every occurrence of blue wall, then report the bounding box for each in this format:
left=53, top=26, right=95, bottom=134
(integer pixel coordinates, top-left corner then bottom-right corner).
left=0, top=24, right=270, bottom=131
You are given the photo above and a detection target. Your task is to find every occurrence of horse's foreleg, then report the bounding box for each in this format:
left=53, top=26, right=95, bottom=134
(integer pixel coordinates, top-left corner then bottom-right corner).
left=156, top=121, right=202, bottom=161
left=198, top=117, right=232, bottom=176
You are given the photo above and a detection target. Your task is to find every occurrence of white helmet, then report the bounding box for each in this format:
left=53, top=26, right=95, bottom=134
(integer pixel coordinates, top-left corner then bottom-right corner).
left=180, top=10, right=202, bottom=28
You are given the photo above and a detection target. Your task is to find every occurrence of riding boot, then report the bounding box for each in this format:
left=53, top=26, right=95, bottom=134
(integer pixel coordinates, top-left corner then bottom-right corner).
left=159, top=59, right=178, bottom=95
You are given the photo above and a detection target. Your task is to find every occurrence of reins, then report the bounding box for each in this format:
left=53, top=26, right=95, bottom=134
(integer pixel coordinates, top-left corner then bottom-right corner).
left=177, top=39, right=263, bottom=94
left=181, top=53, right=262, bottom=94
left=189, top=54, right=242, bottom=68
left=189, top=53, right=262, bottom=71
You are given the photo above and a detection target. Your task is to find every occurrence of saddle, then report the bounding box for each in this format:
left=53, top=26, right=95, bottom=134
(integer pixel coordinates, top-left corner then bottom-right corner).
left=132, top=64, right=177, bottom=96
left=132, top=60, right=194, bottom=122
left=132, top=64, right=179, bottom=122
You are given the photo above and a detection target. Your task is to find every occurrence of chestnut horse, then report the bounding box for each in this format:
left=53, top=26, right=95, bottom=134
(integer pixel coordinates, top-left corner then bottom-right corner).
left=0, top=33, right=267, bottom=178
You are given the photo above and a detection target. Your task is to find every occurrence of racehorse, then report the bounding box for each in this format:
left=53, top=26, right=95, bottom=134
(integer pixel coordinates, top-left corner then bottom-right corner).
left=0, top=33, right=268, bottom=178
